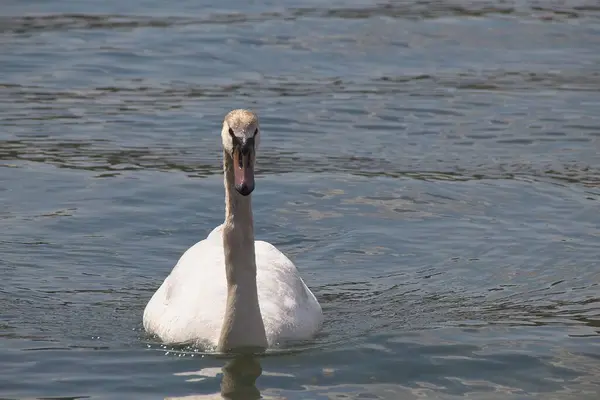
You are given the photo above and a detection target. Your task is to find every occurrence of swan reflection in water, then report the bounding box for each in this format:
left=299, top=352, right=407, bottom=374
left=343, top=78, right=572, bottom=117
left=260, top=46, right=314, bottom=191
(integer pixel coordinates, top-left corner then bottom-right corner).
left=220, top=356, right=262, bottom=400
left=167, top=355, right=264, bottom=400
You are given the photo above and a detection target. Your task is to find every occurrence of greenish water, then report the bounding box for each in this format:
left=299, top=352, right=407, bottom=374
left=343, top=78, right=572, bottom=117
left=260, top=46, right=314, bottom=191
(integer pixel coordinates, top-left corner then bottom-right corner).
left=1, top=1, right=599, bottom=399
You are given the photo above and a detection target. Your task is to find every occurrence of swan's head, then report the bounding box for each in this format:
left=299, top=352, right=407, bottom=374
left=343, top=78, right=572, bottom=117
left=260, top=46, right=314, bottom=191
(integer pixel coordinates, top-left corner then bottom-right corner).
left=222, top=109, right=260, bottom=196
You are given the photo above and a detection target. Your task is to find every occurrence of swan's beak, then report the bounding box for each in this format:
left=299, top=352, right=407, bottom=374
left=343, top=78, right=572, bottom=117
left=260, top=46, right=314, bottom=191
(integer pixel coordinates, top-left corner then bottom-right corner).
left=233, top=140, right=255, bottom=196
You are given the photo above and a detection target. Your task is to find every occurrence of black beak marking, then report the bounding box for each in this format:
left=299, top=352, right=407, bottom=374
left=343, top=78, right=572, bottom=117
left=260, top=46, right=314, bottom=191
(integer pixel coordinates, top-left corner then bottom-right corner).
left=240, top=137, right=253, bottom=156
left=229, top=129, right=255, bottom=169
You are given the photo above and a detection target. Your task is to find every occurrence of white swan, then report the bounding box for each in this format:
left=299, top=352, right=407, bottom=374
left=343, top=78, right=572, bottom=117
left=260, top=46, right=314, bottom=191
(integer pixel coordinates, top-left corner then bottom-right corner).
left=143, top=109, right=323, bottom=352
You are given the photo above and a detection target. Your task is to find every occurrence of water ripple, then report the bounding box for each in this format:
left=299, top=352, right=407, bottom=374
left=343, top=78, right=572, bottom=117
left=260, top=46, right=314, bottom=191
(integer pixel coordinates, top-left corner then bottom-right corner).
left=2, top=0, right=600, bottom=398
left=2, top=1, right=600, bottom=35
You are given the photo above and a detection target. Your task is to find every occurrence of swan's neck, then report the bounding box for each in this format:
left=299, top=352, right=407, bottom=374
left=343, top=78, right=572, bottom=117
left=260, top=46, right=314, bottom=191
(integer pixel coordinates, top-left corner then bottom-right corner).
left=218, top=151, right=267, bottom=353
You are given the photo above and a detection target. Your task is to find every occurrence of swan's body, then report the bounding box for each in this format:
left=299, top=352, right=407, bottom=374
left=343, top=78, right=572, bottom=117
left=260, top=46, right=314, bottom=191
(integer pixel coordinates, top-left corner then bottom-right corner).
left=143, top=109, right=323, bottom=352
left=143, top=224, right=322, bottom=348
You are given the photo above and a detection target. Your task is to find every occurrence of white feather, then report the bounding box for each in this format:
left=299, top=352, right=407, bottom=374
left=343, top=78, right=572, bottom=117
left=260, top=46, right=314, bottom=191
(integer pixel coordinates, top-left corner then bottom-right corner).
left=143, top=224, right=323, bottom=349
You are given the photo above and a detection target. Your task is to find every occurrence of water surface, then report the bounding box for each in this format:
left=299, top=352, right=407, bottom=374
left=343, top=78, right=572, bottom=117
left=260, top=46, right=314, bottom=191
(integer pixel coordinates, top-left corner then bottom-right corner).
left=1, top=0, right=599, bottom=399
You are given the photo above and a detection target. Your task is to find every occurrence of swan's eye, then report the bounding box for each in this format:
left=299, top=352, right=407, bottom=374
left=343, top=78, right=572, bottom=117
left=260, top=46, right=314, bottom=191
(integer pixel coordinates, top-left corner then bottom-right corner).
left=253, top=128, right=258, bottom=137
left=228, top=128, right=234, bottom=136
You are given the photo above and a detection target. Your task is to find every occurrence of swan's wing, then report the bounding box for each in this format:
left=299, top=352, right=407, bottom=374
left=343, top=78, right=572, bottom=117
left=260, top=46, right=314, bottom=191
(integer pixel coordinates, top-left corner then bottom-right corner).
left=254, top=240, right=323, bottom=344
left=144, top=230, right=322, bottom=347
left=206, top=223, right=224, bottom=241
left=143, top=235, right=228, bottom=346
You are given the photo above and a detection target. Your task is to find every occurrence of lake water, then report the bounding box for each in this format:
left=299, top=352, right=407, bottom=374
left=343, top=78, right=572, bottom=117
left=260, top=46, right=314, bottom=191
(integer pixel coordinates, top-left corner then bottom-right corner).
left=1, top=0, right=599, bottom=399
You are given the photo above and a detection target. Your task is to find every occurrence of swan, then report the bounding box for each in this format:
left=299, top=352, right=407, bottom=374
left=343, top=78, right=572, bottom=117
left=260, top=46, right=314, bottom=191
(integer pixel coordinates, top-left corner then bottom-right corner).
left=143, top=109, right=323, bottom=352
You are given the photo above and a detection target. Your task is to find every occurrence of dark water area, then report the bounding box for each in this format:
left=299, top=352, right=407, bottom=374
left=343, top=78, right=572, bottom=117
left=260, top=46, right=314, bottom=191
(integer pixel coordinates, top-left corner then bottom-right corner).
left=1, top=1, right=599, bottom=399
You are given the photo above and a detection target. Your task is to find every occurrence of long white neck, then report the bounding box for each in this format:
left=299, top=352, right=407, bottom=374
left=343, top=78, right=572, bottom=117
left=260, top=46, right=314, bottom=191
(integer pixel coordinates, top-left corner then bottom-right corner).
left=217, top=150, right=267, bottom=353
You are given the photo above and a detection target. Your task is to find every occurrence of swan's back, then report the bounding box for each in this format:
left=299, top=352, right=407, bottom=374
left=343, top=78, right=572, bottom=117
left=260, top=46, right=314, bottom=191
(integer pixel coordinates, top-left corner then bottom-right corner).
left=143, top=226, right=323, bottom=348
